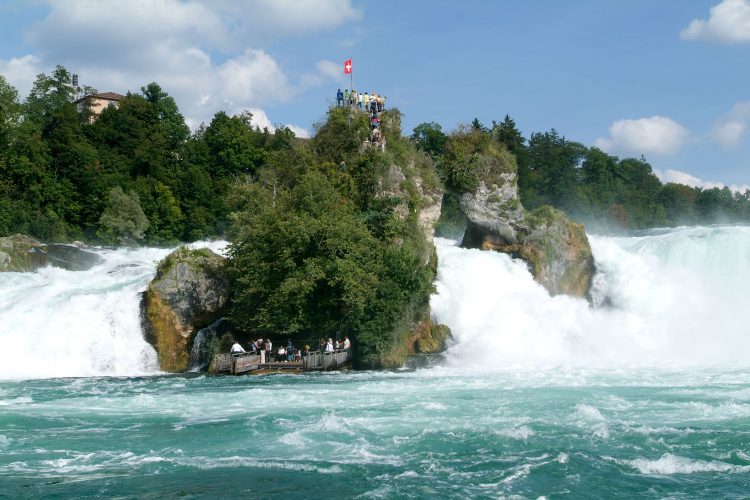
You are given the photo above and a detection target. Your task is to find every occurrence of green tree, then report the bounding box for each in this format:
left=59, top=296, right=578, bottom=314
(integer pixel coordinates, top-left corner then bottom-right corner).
left=411, top=122, right=447, bottom=157
left=97, top=186, right=149, bottom=244
left=141, top=82, right=189, bottom=149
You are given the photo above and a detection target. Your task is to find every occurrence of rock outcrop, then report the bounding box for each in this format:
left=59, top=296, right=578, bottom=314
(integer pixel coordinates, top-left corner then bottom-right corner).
left=143, top=247, right=230, bottom=372
left=452, top=148, right=594, bottom=297
left=484, top=206, right=594, bottom=297
left=376, top=159, right=443, bottom=262
left=408, top=315, right=453, bottom=355
left=0, top=234, right=102, bottom=272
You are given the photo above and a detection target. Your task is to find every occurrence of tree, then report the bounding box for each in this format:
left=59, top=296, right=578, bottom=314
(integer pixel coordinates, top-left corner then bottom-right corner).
left=141, top=82, right=189, bottom=149
left=312, top=106, right=370, bottom=165
left=491, top=114, right=525, bottom=156
left=97, top=186, right=149, bottom=244
left=411, top=122, right=447, bottom=157
left=203, top=111, right=268, bottom=177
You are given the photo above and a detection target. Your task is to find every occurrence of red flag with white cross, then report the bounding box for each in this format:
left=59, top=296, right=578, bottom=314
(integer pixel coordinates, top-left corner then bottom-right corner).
left=344, top=59, right=352, bottom=74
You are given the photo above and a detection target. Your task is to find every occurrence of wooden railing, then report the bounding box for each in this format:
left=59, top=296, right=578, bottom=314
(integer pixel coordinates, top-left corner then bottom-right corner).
left=213, top=349, right=352, bottom=375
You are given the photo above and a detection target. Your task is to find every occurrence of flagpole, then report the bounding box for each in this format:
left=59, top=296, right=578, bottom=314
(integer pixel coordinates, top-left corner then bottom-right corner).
left=350, top=58, right=353, bottom=93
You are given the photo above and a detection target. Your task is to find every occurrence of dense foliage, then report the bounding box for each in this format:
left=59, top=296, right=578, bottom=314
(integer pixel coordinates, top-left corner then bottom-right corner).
left=227, top=107, right=437, bottom=367
left=414, top=114, right=750, bottom=231
left=0, top=66, right=290, bottom=243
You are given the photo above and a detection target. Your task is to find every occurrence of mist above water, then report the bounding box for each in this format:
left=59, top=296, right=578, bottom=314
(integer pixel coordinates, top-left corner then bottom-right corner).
left=431, top=226, right=750, bottom=369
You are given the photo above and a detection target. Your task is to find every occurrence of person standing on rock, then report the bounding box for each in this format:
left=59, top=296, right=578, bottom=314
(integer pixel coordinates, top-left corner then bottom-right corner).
left=230, top=341, right=245, bottom=354
left=336, top=89, right=343, bottom=107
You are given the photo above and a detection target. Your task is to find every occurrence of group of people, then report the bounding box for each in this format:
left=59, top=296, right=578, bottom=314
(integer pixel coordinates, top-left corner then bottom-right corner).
left=229, top=335, right=353, bottom=361
left=334, top=88, right=387, bottom=151
left=336, top=89, right=386, bottom=113
left=318, top=336, right=351, bottom=353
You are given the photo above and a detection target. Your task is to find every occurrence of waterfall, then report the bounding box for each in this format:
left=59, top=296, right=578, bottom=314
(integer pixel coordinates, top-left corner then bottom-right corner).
left=430, top=226, right=750, bottom=369
left=0, top=241, right=226, bottom=380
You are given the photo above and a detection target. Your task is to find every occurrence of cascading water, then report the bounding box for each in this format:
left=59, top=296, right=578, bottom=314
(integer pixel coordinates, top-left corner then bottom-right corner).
left=431, top=225, right=750, bottom=369
left=0, top=241, right=226, bottom=380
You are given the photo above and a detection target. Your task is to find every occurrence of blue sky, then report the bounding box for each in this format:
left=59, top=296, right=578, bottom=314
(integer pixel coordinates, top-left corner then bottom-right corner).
left=0, top=0, right=748, bottom=190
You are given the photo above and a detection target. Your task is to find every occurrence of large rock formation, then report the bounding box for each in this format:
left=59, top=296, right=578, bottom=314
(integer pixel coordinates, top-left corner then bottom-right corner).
left=483, top=206, right=594, bottom=297
left=452, top=147, right=594, bottom=297
left=143, top=247, right=230, bottom=372
left=0, top=234, right=101, bottom=272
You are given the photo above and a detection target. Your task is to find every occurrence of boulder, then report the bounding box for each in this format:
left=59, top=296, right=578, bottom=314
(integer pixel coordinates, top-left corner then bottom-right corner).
left=485, top=206, right=594, bottom=297
left=451, top=147, right=594, bottom=297
left=0, top=234, right=101, bottom=272
left=459, top=176, right=524, bottom=245
left=45, top=243, right=102, bottom=271
left=0, top=234, right=45, bottom=272
left=408, top=315, right=452, bottom=355
left=143, top=247, right=230, bottom=372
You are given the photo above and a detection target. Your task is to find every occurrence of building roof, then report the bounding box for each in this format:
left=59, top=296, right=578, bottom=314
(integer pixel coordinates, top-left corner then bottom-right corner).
left=75, top=92, right=124, bottom=103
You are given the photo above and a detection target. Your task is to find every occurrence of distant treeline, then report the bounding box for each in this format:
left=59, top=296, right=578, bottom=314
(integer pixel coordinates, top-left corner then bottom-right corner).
left=0, top=66, right=298, bottom=244
left=2, top=65, right=748, bottom=246
left=413, top=117, right=750, bottom=231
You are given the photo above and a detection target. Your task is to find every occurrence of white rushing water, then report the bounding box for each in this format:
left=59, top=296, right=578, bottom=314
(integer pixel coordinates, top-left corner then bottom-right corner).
left=431, top=225, right=750, bottom=370
left=0, top=241, right=227, bottom=380
left=0, top=226, right=748, bottom=380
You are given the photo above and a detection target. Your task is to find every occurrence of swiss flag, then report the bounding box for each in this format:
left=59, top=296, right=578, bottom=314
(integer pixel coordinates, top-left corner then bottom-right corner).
left=344, top=59, right=352, bottom=74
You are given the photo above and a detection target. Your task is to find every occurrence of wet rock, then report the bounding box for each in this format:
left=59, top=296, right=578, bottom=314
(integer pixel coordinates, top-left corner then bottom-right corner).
left=143, top=247, right=230, bottom=372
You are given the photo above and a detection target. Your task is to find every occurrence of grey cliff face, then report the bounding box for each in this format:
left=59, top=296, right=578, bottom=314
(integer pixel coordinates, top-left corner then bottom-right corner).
left=458, top=175, right=524, bottom=244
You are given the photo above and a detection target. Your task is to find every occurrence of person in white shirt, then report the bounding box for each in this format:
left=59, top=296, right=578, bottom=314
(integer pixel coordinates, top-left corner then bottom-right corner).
left=343, top=336, right=351, bottom=350
left=326, top=339, right=334, bottom=353
left=230, top=341, right=245, bottom=354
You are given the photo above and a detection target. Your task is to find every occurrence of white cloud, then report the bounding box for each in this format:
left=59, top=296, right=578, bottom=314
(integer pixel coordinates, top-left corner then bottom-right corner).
left=284, top=124, right=311, bottom=138
left=654, top=168, right=750, bottom=193
left=595, top=116, right=689, bottom=156
left=0, top=0, right=359, bottom=127
left=681, top=0, right=750, bottom=43
left=712, top=121, right=745, bottom=147
left=242, top=108, right=310, bottom=138
left=204, top=0, right=362, bottom=40
left=711, top=101, right=750, bottom=148
left=218, top=49, right=293, bottom=106
left=0, top=55, right=43, bottom=97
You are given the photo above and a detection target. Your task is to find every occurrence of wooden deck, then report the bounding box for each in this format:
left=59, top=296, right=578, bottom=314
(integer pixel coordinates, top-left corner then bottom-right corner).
left=213, top=349, right=352, bottom=375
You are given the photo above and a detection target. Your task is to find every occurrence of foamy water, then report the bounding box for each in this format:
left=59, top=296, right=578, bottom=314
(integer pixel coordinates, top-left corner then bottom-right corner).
left=431, top=225, right=750, bottom=369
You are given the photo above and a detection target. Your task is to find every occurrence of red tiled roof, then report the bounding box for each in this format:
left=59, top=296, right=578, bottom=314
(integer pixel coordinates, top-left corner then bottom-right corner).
left=75, top=92, right=124, bottom=103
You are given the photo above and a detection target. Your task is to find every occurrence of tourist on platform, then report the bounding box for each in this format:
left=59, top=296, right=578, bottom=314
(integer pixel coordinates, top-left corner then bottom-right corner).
left=230, top=341, right=245, bottom=354
left=326, top=338, right=335, bottom=353
left=277, top=345, right=286, bottom=362
left=256, top=338, right=264, bottom=352
left=265, top=338, right=272, bottom=353
left=287, top=340, right=295, bottom=362
left=319, top=338, right=326, bottom=352
left=336, top=89, right=343, bottom=107
left=344, top=336, right=351, bottom=350
left=249, top=341, right=257, bottom=354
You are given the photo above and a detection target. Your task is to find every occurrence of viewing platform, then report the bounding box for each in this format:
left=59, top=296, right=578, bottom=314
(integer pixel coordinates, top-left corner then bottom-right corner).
left=212, top=349, right=352, bottom=375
